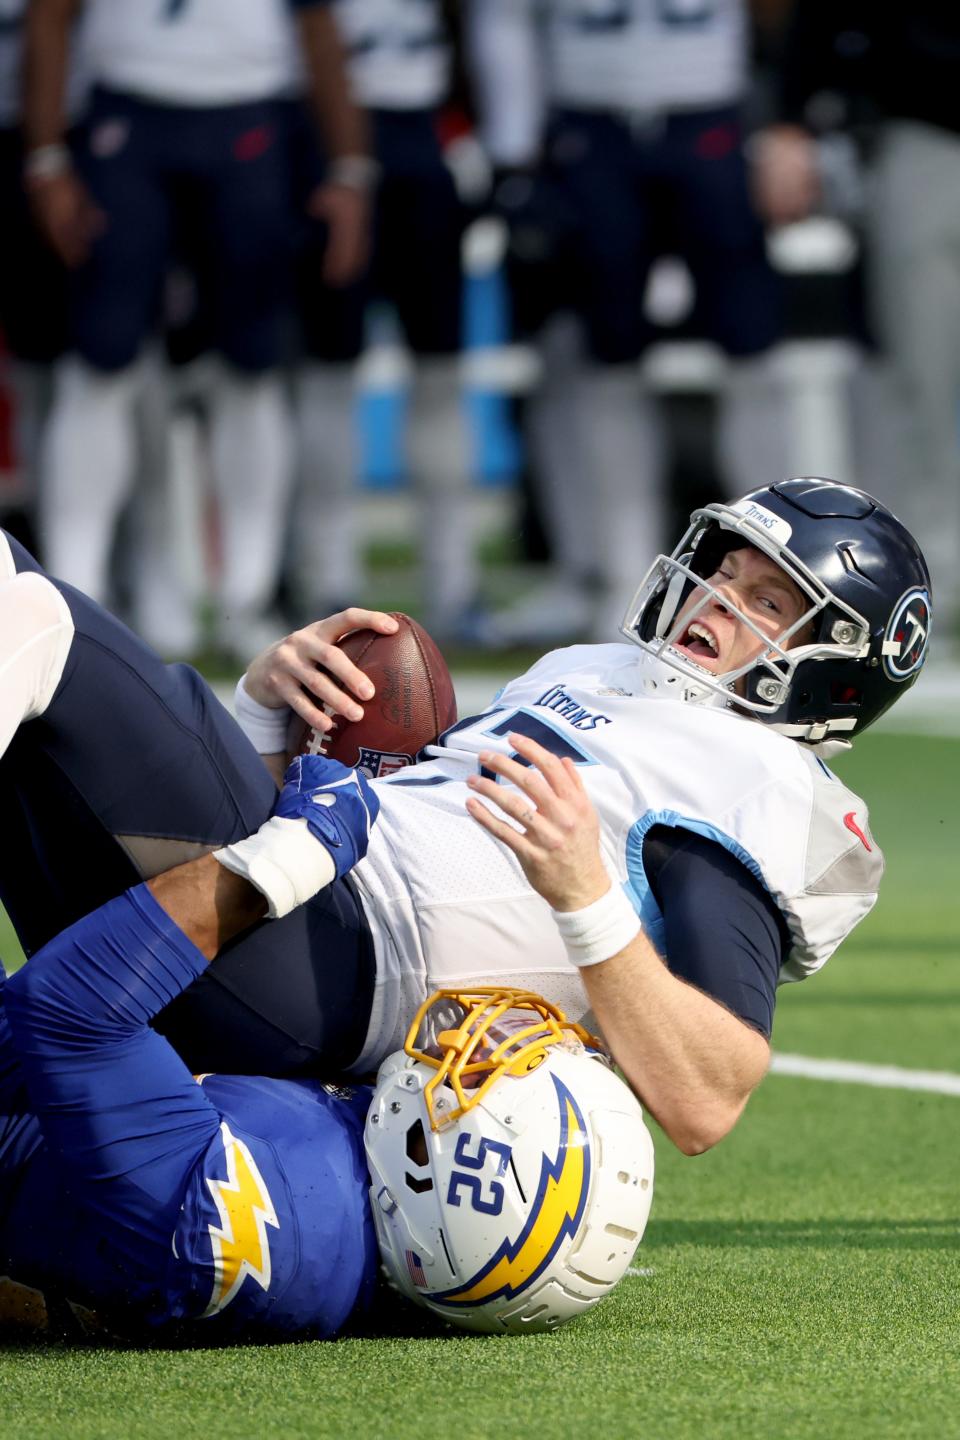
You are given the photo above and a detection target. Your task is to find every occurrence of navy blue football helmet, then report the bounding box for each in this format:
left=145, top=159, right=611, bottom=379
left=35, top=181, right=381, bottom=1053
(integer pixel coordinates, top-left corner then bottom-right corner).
left=620, top=478, right=932, bottom=743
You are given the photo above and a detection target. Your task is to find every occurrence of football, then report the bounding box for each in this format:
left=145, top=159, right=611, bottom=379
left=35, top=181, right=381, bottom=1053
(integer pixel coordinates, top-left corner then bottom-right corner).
left=286, top=613, right=458, bottom=778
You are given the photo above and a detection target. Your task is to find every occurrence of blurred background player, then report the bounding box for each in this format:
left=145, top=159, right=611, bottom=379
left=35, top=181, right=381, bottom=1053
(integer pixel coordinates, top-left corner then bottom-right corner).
left=467, top=0, right=787, bottom=642
left=22, top=0, right=372, bottom=658
left=753, top=1, right=960, bottom=630
left=0, top=0, right=78, bottom=552
left=285, top=0, right=482, bottom=644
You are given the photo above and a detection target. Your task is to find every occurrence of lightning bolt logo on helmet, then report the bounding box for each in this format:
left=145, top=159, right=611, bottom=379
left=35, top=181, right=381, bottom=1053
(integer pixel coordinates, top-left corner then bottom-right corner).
left=202, top=1122, right=279, bottom=1316
left=365, top=988, right=654, bottom=1334
left=429, top=1074, right=591, bottom=1309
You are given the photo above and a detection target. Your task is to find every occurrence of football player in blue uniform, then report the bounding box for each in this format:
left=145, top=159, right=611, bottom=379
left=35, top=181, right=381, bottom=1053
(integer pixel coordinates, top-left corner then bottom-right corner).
left=0, top=750, right=654, bottom=1339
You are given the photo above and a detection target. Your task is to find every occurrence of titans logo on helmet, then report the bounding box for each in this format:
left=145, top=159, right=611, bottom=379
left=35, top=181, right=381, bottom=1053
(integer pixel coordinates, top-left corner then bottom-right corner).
left=882, top=588, right=932, bottom=682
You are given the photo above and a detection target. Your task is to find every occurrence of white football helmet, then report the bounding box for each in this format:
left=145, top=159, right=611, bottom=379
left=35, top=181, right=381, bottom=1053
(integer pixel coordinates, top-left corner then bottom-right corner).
left=364, top=988, right=655, bottom=1335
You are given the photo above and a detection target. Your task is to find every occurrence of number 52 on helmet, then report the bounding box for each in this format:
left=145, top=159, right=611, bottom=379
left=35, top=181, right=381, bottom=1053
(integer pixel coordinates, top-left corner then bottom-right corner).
left=364, top=989, right=655, bottom=1335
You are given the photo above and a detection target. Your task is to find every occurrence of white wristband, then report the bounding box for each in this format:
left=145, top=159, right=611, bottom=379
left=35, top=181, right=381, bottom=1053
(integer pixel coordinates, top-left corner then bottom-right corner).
left=24, top=142, right=72, bottom=184
left=213, top=815, right=335, bottom=919
left=551, top=884, right=641, bottom=968
left=234, top=676, right=290, bottom=756
left=326, top=154, right=382, bottom=191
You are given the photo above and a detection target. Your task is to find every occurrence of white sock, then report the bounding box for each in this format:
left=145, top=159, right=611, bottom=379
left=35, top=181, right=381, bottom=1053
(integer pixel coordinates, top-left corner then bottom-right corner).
left=127, top=354, right=205, bottom=655
left=0, top=572, right=74, bottom=759
left=407, top=357, right=476, bottom=628
left=209, top=367, right=293, bottom=621
left=39, top=357, right=141, bottom=603
left=526, top=316, right=593, bottom=587
left=574, top=363, right=667, bottom=637
left=716, top=353, right=790, bottom=498
left=8, top=360, right=53, bottom=511
left=290, top=361, right=363, bottom=608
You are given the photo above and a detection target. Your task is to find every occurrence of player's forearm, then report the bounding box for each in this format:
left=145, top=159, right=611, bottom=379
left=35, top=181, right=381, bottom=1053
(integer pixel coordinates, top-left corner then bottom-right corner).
left=22, top=0, right=78, bottom=150
left=580, top=931, right=770, bottom=1155
left=296, top=6, right=371, bottom=162
left=148, top=854, right=267, bottom=962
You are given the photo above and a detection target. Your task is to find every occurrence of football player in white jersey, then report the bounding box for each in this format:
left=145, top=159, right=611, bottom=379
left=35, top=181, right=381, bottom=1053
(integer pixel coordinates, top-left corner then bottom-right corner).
left=229, top=477, right=931, bottom=1152
left=287, top=0, right=481, bottom=643
left=22, top=0, right=372, bottom=654
left=0, top=479, right=931, bottom=1155
left=466, top=0, right=787, bottom=641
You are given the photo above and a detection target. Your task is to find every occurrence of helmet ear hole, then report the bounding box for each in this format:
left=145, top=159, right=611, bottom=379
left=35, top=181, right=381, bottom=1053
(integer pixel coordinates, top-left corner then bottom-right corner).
left=405, top=1172, right=433, bottom=1194
left=405, top=1119, right=428, bottom=1166
left=830, top=682, right=861, bottom=707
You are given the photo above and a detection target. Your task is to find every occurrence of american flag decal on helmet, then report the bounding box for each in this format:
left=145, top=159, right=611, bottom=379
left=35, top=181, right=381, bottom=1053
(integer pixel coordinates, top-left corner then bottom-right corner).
left=405, top=1250, right=427, bottom=1289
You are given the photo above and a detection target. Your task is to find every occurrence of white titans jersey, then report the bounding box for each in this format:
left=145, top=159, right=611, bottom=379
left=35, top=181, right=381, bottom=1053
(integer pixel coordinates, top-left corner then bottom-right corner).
left=348, top=644, right=883, bottom=1072
left=80, top=0, right=304, bottom=106
left=469, top=0, right=747, bottom=164
left=333, top=0, right=449, bottom=109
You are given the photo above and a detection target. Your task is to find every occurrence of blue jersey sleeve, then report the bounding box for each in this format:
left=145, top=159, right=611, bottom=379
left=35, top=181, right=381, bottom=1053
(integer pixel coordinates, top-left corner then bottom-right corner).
left=4, top=888, right=223, bottom=1254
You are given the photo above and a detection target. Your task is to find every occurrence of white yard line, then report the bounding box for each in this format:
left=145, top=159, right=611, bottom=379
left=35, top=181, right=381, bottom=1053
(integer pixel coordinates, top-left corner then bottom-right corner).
left=770, top=1052, right=960, bottom=1096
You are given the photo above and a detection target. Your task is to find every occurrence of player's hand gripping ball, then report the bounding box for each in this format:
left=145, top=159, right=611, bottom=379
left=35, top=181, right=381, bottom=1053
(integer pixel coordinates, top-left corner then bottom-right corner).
left=287, top=613, right=458, bottom=778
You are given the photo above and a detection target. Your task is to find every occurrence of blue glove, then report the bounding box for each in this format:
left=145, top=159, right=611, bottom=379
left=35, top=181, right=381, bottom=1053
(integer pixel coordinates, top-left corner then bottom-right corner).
left=273, top=754, right=380, bottom=880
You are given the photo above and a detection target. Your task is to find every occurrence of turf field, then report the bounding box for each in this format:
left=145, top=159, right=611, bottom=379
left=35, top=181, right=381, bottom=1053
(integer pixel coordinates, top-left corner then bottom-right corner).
left=2, top=727, right=958, bottom=1440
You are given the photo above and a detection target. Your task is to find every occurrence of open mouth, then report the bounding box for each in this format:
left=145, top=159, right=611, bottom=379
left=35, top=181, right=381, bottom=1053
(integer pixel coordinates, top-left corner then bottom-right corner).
left=675, top=620, right=722, bottom=668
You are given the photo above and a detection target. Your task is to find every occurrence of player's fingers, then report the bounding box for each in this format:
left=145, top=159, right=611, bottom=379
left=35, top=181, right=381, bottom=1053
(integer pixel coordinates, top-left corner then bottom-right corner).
left=506, top=732, right=583, bottom=799
left=475, top=737, right=569, bottom=801
left=466, top=771, right=537, bottom=822
left=276, top=612, right=389, bottom=705
left=296, top=670, right=366, bottom=726
left=472, top=752, right=559, bottom=819
left=258, top=645, right=365, bottom=728
left=285, top=687, right=336, bottom=735
left=465, top=794, right=535, bottom=855
left=316, top=608, right=399, bottom=641
left=465, top=774, right=567, bottom=847
left=475, top=741, right=577, bottom=816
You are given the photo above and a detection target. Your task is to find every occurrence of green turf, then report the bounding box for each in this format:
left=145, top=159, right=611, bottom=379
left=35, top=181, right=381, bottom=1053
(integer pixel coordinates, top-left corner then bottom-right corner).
left=1, top=731, right=958, bottom=1438
left=2, top=1077, right=958, bottom=1440
left=769, top=732, right=960, bottom=1073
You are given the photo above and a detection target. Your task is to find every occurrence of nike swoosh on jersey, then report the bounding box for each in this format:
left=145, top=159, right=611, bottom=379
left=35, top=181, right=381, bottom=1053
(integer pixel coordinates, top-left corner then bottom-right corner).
left=843, top=812, right=872, bottom=851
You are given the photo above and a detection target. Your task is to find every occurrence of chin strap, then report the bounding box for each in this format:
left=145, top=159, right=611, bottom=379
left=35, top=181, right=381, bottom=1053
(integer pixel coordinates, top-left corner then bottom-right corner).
left=637, top=649, right=731, bottom=708
left=772, top=716, right=857, bottom=745
left=806, top=737, right=854, bottom=758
